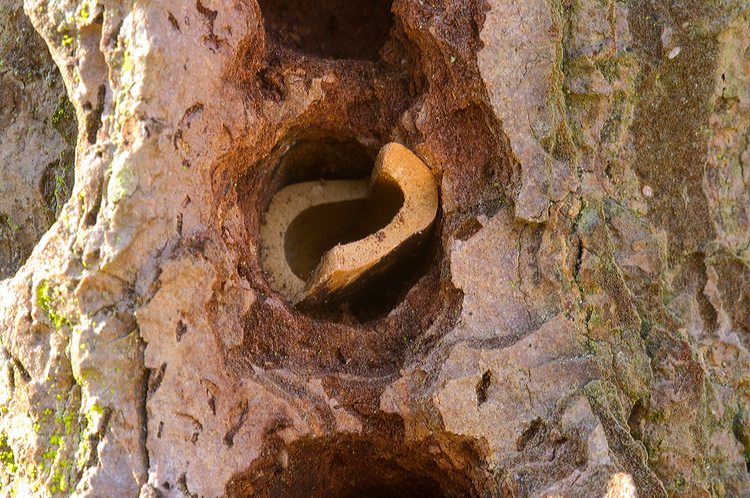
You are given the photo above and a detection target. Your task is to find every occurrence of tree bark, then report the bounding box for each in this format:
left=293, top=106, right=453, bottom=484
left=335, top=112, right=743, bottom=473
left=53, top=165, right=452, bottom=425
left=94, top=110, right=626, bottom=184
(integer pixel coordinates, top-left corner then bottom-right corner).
left=1, top=0, right=750, bottom=496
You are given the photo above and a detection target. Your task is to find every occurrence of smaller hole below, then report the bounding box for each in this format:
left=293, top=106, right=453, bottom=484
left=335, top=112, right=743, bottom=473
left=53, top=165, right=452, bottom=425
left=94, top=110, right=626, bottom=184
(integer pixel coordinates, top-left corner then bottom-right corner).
left=227, top=431, right=481, bottom=498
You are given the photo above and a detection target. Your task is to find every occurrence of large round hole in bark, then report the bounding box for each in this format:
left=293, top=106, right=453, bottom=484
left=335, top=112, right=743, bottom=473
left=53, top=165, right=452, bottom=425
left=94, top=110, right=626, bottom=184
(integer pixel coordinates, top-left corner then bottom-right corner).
left=233, top=132, right=452, bottom=376
left=257, top=0, right=394, bottom=61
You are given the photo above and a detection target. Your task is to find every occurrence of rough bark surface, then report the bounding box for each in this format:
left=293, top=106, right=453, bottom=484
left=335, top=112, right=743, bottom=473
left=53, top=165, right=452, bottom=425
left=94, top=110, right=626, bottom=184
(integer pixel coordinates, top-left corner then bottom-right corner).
left=1, top=0, right=750, bottom=497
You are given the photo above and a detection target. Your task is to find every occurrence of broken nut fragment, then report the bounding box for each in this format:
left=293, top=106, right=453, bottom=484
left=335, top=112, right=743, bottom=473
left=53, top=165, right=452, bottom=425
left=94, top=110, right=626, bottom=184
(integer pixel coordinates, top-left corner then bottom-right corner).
left=259, top=142, right=439, bottom=308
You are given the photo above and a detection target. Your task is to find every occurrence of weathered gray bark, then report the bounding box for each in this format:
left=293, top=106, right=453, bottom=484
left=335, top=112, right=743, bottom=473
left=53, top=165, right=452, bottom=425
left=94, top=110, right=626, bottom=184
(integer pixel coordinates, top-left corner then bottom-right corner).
left=1, top=0, right=750, bottom=496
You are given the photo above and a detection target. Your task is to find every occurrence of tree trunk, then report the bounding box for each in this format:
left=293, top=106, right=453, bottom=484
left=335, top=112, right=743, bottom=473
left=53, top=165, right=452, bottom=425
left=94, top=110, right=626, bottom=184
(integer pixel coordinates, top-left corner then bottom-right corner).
left=1, top=0, right=750, bottom=496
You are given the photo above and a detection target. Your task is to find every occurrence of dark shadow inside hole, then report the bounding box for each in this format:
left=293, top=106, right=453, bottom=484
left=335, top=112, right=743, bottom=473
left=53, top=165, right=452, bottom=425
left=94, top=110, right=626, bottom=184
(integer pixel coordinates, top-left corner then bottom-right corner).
left=272, top=138, right=375, bottom=189
left=284, top=179, right=404, bottom=280
left=342, top=224, right=437, bottom=322
left=257, top=0, right=394, bottom=61
left=339, top=476, right=446, bottom=498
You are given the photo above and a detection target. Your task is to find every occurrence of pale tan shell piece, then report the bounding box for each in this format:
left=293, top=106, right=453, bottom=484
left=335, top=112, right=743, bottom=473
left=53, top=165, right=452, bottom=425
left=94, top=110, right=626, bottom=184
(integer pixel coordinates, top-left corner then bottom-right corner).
left=259, top=142, right=438, bottom=307
left=259, top=180, right=369, bottom=299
